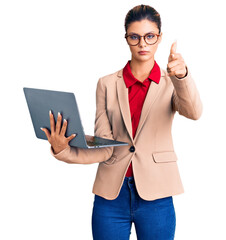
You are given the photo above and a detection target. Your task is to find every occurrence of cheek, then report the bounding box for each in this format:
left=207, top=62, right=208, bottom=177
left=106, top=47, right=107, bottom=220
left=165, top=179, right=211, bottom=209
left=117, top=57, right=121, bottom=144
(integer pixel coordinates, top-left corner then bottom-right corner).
left=151, top=45, right=158, bottom=54
left=149, top=44, right=160, bottom=56
left=129, top=46, right=136, bottom=54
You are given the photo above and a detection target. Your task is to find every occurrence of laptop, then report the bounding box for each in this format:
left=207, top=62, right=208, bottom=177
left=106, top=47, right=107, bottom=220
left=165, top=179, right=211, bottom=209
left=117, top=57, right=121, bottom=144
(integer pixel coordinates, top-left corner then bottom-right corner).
left=23, top=87, right=128, bottom=148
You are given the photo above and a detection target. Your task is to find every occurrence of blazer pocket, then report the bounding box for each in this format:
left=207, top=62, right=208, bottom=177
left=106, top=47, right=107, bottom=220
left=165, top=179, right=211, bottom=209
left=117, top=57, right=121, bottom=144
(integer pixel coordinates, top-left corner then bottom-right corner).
left=152, top=151, right=178, bottom=163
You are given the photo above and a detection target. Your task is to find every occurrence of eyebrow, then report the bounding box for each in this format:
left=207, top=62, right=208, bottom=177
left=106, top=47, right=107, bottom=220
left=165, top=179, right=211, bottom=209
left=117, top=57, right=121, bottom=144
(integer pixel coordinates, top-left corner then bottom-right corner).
left=127, top=31, right=156, bottom=35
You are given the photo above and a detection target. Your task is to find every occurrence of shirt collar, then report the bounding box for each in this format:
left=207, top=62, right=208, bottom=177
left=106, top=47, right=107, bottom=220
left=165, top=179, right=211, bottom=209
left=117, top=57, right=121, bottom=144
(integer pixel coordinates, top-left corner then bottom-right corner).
left=123, top=60, right=161, bottom=88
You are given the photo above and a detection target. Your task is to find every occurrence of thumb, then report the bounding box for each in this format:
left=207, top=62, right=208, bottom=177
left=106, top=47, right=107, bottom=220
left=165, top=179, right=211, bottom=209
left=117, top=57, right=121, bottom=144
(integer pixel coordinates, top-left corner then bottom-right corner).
left=41, top=127, right=51, bottom=141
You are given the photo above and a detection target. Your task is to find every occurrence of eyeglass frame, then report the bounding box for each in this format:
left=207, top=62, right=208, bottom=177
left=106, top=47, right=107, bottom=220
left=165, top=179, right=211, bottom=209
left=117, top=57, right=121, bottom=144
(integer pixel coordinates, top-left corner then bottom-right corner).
left=124, top=32, right=161, bottom=46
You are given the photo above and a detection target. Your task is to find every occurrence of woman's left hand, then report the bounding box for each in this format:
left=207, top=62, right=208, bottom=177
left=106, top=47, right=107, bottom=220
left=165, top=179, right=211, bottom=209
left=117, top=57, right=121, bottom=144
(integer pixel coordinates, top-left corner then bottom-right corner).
left=167, top=41, right=187, bottom=79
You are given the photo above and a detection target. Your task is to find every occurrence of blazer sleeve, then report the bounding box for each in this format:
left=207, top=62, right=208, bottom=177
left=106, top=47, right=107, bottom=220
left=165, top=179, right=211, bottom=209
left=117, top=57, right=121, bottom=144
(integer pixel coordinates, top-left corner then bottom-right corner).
left=170, top=67, right=203, bottom=120
left=50, top=77, right=114, bottom=164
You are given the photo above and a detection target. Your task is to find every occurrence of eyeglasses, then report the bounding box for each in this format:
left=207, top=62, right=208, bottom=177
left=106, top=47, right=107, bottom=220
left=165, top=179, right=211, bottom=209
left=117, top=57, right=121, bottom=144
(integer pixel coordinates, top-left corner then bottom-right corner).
left=125, top=32, right=160, bottom=46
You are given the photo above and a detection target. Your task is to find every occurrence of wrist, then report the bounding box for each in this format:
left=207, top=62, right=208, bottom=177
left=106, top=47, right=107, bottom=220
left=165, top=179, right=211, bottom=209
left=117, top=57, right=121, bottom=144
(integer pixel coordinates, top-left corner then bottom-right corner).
left=175, top=66, right=188, bottom=79
left=51, top=145, right=68, bottom=155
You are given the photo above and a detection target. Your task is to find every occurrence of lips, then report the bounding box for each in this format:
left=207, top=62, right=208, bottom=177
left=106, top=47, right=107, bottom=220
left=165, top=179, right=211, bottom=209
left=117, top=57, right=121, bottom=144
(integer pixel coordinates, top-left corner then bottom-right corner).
left=138, top=51, right=149, bottom=55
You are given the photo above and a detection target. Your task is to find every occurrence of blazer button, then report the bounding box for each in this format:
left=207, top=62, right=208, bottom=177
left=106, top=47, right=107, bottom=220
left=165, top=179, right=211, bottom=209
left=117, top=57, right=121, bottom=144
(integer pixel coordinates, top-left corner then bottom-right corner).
left=129, top=146, right=135, bottom=152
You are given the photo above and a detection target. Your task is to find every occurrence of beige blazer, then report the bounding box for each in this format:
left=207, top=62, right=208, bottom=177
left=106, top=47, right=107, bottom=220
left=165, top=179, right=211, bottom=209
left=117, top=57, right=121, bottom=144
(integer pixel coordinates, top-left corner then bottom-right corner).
left=51, top=66, right=203, bottom=200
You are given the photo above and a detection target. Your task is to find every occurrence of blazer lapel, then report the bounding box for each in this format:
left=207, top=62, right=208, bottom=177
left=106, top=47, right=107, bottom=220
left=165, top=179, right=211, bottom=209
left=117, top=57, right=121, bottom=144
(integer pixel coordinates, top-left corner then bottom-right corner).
left=116, top=69, right=133, bottom=142
left=116, top=68, right=165, bottom=143
left=134, top=69, right=165, bottom=142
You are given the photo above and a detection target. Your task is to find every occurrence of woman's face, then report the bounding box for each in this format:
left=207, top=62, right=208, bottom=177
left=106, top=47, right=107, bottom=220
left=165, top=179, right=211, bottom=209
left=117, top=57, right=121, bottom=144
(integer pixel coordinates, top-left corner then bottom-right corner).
left=126, top=19, right=162, bottom=62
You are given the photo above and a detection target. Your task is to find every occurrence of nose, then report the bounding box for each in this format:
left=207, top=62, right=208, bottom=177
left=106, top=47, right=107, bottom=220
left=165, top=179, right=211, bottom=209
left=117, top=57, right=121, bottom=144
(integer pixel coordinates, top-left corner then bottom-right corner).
left=138, top=36, right=146, bottom=47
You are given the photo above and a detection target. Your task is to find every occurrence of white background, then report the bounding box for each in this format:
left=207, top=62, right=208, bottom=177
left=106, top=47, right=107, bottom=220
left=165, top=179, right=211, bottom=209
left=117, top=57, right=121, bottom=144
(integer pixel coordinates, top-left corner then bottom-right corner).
left=1, top=0, right=226, bottom=239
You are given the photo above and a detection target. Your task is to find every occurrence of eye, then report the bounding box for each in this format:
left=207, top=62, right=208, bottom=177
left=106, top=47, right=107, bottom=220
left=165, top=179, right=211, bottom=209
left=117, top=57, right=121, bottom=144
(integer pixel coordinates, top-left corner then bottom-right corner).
left=129, top=35, right=139, bottom=40
left=146, top=34, right=155, bottom=39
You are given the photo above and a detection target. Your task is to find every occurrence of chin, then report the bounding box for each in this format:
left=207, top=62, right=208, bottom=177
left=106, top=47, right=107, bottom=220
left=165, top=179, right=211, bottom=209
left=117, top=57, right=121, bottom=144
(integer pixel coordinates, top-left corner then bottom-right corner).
left=135, top=55, right=153, bottom=62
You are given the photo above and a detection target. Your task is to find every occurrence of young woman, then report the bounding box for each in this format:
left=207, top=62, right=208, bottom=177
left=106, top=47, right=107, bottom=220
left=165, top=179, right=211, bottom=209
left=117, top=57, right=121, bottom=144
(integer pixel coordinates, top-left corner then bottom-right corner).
left=41, top=4, right=202, bottom=240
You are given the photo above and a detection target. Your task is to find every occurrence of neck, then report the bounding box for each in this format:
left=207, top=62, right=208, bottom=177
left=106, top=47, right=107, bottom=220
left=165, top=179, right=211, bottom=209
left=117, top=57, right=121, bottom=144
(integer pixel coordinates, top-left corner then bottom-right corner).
left=130, top=58, right=155, bottom=82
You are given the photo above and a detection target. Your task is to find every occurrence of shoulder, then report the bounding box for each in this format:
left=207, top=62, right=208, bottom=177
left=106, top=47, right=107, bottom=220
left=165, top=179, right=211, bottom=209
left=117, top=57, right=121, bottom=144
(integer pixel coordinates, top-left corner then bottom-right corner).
left=160, top=67, right=167, bottom=77
left=97, top=68, right=123, bottom=88
left=100, top=68, right=123, bottom=82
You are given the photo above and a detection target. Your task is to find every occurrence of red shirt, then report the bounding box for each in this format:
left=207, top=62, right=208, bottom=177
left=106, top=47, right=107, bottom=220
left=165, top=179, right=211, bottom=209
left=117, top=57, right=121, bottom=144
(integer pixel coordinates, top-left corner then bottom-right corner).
left=122, top=60, right=161, bottom=177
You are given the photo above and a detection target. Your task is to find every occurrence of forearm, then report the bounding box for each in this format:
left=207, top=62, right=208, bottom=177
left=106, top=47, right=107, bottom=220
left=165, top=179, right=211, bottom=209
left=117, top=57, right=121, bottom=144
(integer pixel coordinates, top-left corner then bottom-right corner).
left=50, top=145, right=113, bottom=164
left=171, top=67, right=203, bottom=120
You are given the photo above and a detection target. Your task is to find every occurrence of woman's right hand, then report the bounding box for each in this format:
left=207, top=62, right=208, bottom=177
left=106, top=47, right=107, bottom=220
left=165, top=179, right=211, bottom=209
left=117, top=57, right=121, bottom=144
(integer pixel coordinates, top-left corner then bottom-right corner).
left=41, top=111, right=76, bottom=154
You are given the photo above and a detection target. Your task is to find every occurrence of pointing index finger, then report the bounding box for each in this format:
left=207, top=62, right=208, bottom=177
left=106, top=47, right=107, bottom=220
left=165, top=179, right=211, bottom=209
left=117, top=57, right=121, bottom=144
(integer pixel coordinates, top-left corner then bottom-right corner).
left=170, top=41, right=177, bottom=55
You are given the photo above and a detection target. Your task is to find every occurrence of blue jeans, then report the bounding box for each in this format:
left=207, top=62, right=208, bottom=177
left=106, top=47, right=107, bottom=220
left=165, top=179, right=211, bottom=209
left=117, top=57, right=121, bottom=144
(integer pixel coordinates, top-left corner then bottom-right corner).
left=91, top=176, right=176, bottom=240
